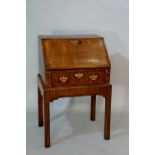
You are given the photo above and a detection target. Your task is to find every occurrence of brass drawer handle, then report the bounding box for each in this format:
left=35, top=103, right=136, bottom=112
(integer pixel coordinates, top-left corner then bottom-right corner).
left=70, top=40, right=81, bottom=46
left=74, top=73, right=84, bottom=78
left=89, top=74, right=98, bottom=80
left=59, top=76, right=68, bottom=83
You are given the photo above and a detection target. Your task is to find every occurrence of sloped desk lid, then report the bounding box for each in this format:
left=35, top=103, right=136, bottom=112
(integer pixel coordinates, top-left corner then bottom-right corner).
left=41, top=36, right=111, bottom=70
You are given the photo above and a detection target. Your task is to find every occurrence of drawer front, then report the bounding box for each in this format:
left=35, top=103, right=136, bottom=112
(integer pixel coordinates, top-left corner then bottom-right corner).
left=45, top=69, right=110, bottom=87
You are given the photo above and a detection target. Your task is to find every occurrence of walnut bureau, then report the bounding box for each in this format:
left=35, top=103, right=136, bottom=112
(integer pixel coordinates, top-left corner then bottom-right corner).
left=37, top=35, right=112, bottom=148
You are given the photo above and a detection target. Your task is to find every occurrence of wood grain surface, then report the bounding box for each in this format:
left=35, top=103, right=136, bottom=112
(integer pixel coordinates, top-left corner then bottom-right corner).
left=41, top=37, right=110, bottom=70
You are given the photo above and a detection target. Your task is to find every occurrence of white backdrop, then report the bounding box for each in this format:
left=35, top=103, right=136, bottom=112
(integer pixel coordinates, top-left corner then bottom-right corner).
left=27, top=0, right=128, bottom=154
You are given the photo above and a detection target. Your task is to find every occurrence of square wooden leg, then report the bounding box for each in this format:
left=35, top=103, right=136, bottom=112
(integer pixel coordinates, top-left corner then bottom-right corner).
left=90, top=95, right=96, bottom=121
left=38, top=87, right=43, bottom=127
left=44, top=91, right=51, bottom=148
left=104, top=85, right=112, bottom=140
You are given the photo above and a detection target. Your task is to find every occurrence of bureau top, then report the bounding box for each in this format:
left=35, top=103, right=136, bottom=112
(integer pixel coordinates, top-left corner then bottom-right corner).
left=41, top=36, right=111, bottom=70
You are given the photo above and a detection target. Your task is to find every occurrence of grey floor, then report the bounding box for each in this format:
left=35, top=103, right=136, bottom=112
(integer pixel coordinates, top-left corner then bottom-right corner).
left=26, top=85, right=129, bottom=155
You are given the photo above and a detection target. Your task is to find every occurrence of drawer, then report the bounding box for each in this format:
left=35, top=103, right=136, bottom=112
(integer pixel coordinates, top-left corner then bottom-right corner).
left=45, top=68, right=110, bottom=87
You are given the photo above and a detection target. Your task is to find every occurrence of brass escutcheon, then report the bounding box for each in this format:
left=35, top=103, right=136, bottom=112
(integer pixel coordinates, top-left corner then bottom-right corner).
left=74, top=72, right=84, bottom=78
left=59, top=76, right=68, bottom=83
left=70, top=40, right=81, bottom=46
left=89, top=74, right=98, bottom=80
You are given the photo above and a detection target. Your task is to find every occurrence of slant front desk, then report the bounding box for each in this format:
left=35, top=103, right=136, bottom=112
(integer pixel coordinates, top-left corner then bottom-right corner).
left=37, top=35, right=112, bottom=148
